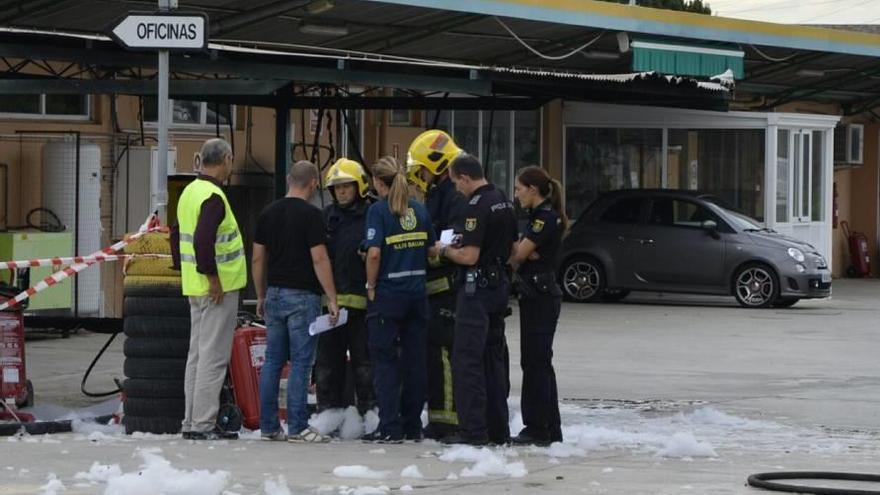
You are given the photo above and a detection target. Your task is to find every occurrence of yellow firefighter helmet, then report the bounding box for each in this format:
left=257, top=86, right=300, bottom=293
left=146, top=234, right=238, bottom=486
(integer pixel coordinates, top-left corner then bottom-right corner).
left=406, top=159, right=430, bottom=194
left=406, top=129, right=463, bottom=178
left=325, top=158, right=369, bottom=198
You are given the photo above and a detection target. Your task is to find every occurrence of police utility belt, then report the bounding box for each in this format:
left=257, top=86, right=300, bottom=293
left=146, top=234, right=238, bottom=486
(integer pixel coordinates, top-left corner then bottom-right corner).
left=462, top=263, right=507, bottom=295
left=514, top=271, right=562, bottom=299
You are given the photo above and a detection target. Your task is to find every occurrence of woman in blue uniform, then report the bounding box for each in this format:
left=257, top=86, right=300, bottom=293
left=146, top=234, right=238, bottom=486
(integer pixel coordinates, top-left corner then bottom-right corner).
left=509, top=166, right=568, bottom=446
left=362, top=156, right=438, bottom=443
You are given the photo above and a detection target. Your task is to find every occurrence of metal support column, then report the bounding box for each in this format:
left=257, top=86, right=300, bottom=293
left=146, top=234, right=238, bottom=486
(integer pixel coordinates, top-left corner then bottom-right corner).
left=152, top=0, right=174, bottom=222
left=275, top=102, right=291, bottom=198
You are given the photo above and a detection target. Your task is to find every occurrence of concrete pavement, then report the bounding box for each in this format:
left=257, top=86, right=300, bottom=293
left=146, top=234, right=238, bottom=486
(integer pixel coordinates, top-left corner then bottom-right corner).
left=3, top=280, right=879, bottom=494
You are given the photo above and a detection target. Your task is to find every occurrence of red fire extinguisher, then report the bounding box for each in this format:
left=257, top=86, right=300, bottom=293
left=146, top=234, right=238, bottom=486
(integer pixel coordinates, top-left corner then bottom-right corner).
left=228, top=324, right=289, bottom=430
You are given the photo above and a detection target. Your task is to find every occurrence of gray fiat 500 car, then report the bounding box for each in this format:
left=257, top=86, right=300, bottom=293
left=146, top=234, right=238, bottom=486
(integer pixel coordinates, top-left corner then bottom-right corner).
left=559, top=190, right=832, bottom=308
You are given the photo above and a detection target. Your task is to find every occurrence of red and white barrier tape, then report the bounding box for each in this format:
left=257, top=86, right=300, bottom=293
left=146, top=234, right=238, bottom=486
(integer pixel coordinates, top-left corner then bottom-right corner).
left=0, top=214, right=164, bottom=311
left=0, top=253, right=169, bottom=270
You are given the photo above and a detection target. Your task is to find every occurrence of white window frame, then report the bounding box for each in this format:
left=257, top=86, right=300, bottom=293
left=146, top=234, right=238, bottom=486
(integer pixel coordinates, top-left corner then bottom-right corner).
left=0, top=94, right=91, bottom=120
left=145, top=99, right=236, bottom=129
left=562, top=102, right=839, bottom=258
left=846, top=123, right=864, bottom=164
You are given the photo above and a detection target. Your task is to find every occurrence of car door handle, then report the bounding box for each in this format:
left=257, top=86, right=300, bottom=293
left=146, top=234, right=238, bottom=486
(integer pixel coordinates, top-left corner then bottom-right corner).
left=635, top=238, right=655, bottom=245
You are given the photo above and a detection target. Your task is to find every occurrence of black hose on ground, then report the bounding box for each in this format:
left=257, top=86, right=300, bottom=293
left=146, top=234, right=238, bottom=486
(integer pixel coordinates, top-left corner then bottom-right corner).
left=80, top=332, right=122, bottom=398
left=748, top=472, right=880, bottom=494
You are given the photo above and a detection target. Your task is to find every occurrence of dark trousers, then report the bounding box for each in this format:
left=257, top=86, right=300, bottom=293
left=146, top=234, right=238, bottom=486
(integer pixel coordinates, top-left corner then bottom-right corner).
left=315, top=309, right=376, bottom=415
left=426, top=292, right=457, bottom=430
left=519, top=294, right=562, bottom=442
left=453, top=282, right=510, bottom=443
left=367, top=293, right=428, bottom=437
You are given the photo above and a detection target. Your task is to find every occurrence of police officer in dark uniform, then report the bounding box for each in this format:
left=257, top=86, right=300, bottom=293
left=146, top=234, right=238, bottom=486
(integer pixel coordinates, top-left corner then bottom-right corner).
left=440, top=154, right=518, bottom=446
left=509, top=166, right=567, bottom=446
left=314, top=158, right=376, bottom=421
left=406, top=130, right=467, bottom=440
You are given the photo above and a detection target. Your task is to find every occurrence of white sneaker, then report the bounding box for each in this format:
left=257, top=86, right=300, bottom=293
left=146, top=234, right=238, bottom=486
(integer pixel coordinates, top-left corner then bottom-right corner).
left=289, top=426, right=331, bottom=443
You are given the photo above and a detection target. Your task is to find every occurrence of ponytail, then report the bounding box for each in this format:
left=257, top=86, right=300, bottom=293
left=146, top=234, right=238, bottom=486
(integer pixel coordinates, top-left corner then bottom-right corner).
left=372, top=156, right=410, bottom=217
left=548, top=178, right=569, bottom=233
left=516, top=165, right=569, bottom=235
left=388, top=171, right=410, bottom=217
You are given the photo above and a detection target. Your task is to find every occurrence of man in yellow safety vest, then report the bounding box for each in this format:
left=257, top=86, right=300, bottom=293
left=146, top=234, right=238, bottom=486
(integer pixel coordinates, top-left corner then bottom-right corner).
left=177, top=137, right=246, bottom=441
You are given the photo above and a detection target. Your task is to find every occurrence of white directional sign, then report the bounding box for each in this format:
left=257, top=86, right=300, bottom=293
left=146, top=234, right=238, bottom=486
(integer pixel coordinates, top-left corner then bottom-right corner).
left=110, top=13, right=207, bottom=51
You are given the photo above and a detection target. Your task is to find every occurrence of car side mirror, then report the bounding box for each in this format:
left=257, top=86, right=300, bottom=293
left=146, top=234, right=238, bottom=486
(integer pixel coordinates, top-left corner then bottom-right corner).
left=701, top=219, right=720, bottom=239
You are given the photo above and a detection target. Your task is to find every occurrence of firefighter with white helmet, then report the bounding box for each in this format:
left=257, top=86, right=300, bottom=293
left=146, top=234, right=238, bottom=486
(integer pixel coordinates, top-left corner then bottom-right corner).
left=314, top=158, right=376, bottom=424
left=406, top=129, right=467, bottom=440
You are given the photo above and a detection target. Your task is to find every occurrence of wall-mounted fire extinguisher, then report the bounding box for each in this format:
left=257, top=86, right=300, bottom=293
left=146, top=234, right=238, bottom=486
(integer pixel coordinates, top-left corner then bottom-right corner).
left=833, top=181, right=839, bottom=229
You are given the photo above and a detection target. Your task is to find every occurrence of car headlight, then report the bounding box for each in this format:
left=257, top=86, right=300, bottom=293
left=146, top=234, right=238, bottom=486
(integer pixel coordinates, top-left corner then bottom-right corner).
left=787, top=247, right=805, bottom=263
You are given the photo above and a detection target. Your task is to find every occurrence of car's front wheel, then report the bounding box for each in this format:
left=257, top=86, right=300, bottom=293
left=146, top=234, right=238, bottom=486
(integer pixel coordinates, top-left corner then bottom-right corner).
left=560, top=255, right=606, bottom=303
left=733, top=263, right=779, bottom=308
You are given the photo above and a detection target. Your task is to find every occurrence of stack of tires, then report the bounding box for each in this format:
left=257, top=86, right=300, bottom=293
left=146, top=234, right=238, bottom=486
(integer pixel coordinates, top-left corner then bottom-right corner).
left=121, top=232, right=190, bottom=435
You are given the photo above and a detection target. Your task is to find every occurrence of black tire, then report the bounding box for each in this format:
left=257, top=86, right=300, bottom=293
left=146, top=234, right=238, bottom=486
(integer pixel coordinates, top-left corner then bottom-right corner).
left=124, top=337, right=190, bottom=359
left=124, top=415, right=182, bottom=435
left=123, top=284, right=184, bottom=298
left=772, top=298, right=800, bottom=308
left=123, top=378, right=184, bottom=399
left=124, top=397, right=185, bottom=417
left=124, top=358, right=187, bottom=379
left=124, top=296, right=190, bottom=318
left=124, top=316, right=191, bottom=339
left=601, top=289, right=631, bottom=302
left=559, top=255, right=606, bottom=303
left=732, top=263, right=780, bottom=308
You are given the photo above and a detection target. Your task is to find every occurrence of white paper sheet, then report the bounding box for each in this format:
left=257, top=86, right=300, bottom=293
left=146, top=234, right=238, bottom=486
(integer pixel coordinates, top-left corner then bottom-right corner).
left=308, top=308, right=349, bottom=336
left=439, top=229, right=455, bottom=246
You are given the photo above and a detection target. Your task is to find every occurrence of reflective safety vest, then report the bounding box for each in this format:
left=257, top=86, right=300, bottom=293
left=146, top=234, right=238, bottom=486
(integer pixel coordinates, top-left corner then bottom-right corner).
left=177, top=178, right=247, bottom=296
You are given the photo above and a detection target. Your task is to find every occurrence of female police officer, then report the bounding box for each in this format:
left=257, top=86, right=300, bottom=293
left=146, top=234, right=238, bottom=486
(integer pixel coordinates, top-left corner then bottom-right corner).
left=362, top=156, right=438, bottom=443
left=509, top=166, right=567, bottom=446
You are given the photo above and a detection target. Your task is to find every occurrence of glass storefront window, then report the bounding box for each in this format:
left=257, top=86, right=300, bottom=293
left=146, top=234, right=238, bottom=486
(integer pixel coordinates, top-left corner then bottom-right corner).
left=565, top=127, right=662, bottom=219
left=667, top=129, right=765, bottom=221
left=777, top=129, right=790, bottom=223
left=514, top=110, right=541, bottom=170
left=483, top=110, right=511, bottom=194
left=453, top=110, right=480, bottom=160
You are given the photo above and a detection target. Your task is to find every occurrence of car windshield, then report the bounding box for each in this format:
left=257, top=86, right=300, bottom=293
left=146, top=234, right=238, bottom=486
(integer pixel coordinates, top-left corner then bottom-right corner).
left=700, top=195, right=765, bottom=231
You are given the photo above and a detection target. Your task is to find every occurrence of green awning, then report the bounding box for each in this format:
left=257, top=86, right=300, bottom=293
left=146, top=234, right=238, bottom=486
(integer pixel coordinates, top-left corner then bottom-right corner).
left=632, top=40, right=744, bottom=80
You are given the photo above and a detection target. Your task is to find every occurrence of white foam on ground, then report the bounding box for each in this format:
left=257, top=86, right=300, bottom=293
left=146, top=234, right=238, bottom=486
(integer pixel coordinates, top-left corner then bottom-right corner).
left=400, top=465, right=423, bottom=479
left=339, top=407, right=366, bottom=440
left=332, top=465, right=390, bottom=480
left=85, top=448, right=232, bottom=495
left=39, top=474, right=65, bottom=495
left=364, top=409, right=380, bottom=435
left=439, top=446, right=527, bottom=478
left=263, top=475, right=292, bottom=495
left=309, top=409, right=346, bottom=435
left=338, top=485, right=390, bottom=495
left=74, top=462, right=123, bottom=483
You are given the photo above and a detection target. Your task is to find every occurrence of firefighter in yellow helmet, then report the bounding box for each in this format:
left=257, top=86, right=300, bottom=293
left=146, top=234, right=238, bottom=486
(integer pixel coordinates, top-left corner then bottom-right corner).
left=314, top=158, right=376, bottom=425
left=406, top=130, right=467, bottom=440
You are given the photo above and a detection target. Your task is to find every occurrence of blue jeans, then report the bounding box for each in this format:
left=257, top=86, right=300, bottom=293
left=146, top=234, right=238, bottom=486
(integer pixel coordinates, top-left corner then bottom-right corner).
left=367, top=291, right=428, bottom=437
left=260, top=287, right=320, bottom=434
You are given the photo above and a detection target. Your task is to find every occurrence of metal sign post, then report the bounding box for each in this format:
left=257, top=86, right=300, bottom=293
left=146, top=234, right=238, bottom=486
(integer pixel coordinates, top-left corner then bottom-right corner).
left=156, top=1, right=170, bottom=223
left=109, top=3, right=207, bottom=223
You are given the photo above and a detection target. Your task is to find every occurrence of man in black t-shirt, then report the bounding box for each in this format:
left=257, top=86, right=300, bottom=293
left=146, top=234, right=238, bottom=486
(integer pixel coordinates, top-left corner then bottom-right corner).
left=252, top=160, right=339, bottom=443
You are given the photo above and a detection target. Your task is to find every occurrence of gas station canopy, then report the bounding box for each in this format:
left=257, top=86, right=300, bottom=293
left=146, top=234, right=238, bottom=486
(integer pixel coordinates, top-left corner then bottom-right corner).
left=0, top=0, right=878, bottom=112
